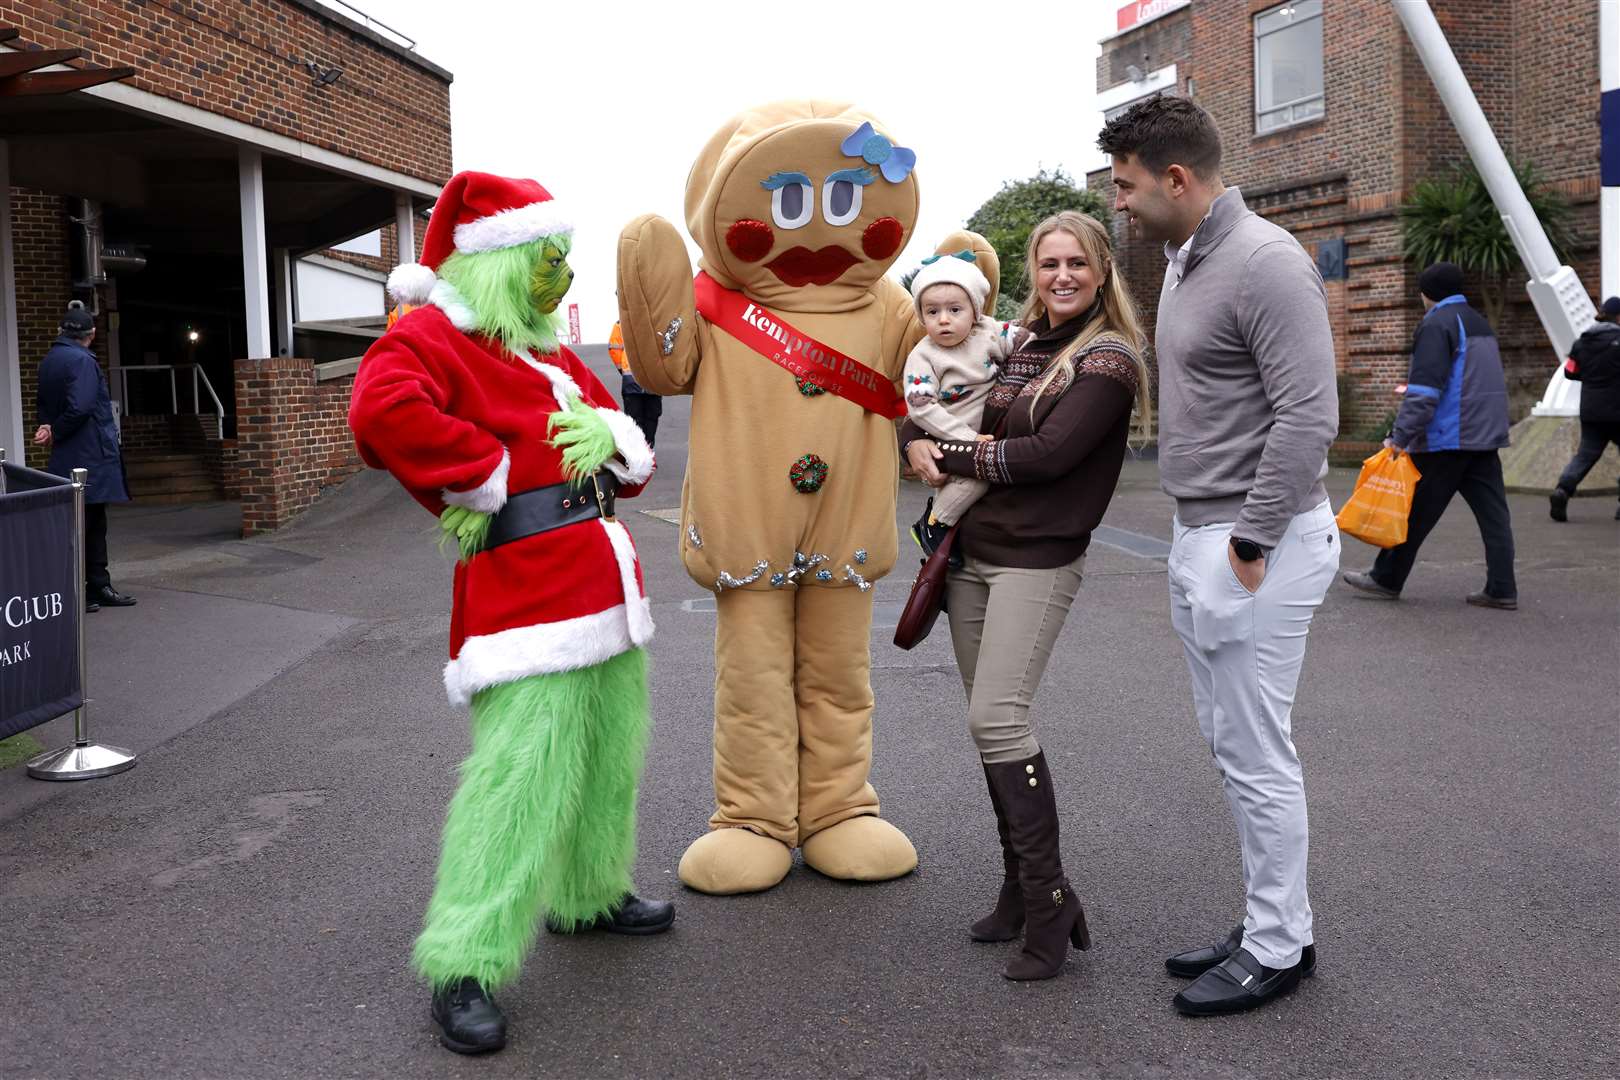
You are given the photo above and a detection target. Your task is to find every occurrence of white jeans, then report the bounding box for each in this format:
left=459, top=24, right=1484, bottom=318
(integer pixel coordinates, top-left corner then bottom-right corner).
left=1167, top=498, right=1339, bottom=969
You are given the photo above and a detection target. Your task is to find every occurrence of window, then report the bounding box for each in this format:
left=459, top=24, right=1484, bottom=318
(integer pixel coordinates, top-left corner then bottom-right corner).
left=1254, top=0, right=1324, bottom=134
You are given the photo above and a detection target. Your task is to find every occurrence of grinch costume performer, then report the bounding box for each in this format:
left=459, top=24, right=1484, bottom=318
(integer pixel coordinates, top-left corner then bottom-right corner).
left=350, top=171, right=671, bottom=1056
left=616, top=101, right=997, bottom=895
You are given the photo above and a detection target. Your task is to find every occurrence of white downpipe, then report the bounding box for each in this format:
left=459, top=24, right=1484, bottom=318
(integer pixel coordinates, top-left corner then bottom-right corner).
left=1393, top=0, right=1597, bottom=417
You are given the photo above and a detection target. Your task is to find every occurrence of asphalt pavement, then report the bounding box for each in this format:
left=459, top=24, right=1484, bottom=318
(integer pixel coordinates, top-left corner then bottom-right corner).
left=1, top=345, right=1616, bottom=1079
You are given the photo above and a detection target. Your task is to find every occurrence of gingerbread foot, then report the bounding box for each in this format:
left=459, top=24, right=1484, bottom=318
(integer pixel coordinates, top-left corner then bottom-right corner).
left=677, top=828, right=793, bottom=895
left=801, top=816, right=917, bottom=882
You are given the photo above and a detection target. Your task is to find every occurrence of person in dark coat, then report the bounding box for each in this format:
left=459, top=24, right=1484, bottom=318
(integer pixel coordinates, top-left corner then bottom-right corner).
left=1549, top=296, right=1620, bottom=522
left=1342, top=262, right=1518, bottom=609
left=31, top=301, right=135, bottom=612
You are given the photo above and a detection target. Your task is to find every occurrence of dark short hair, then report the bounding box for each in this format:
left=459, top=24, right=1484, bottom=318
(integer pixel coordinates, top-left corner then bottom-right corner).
left=1097, top=96, right=1223, bottom=180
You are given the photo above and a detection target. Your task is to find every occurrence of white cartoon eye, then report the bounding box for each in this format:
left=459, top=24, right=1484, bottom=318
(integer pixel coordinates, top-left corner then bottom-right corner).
left=763, top=172, right=814, bottom=230
left=822, top=168, right=873, bottom=227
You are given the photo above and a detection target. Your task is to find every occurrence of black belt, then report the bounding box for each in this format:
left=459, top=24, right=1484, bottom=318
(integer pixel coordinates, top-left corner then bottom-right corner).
left=483, top=472, right=618, bottom=551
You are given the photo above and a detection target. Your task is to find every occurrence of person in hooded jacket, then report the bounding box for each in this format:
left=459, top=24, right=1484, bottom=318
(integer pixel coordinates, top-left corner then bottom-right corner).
left=32, top=301, right=134, bottom=612
left=1342, top=262, right=1516, bottom=609
left=1549, top=296, right=1620, bottom=522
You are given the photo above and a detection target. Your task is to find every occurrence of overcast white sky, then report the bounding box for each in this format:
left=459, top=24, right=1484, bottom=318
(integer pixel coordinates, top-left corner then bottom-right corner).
left=359, top=0, right=1121, bottom=336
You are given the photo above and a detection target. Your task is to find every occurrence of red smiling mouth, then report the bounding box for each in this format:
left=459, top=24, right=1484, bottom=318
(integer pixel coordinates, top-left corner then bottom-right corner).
left=765, top=246, right=860, bottom=287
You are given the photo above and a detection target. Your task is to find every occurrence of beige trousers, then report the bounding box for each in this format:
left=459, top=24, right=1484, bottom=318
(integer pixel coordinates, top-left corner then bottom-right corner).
left=711, top=586, right=881, bottom=846
left=945, top=552, right=1086, bottom=764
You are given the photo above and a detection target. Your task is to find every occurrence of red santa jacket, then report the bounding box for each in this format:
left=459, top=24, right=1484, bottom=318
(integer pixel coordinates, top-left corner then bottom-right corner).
left=348, top=289, right=655, bottom=706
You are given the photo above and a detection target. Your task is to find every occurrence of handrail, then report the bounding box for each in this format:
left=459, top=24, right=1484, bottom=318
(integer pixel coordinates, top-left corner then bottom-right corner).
left=114, top=364, right=225, bottom=440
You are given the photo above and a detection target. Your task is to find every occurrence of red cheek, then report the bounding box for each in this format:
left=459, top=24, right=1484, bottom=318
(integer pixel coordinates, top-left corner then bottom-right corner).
left=862, top=217, right=903, bottom=260
left=726, top=219, right=775, bottom=263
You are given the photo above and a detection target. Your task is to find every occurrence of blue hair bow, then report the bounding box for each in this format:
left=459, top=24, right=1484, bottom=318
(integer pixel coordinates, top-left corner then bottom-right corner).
left=920, top=249, right=976, bottom=266
left=839, top=122, right=916, bottom=183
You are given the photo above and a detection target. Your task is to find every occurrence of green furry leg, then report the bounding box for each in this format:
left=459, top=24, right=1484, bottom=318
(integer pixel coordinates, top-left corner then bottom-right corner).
left=411, top=648, right=651, bottom=991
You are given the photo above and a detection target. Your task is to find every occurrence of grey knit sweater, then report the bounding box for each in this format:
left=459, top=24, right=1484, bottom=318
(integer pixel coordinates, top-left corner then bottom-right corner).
left=1154, top=186, right=1338, bottom=548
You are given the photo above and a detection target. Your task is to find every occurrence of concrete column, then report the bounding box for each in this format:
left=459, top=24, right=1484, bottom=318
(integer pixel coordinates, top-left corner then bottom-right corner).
left=394, top=192, right=416, bottom=264
left=0, top=140, right=21, bottom=459
left=238, top=147, right=271, bottom=360
left=272, top=247, right=295, bottom=356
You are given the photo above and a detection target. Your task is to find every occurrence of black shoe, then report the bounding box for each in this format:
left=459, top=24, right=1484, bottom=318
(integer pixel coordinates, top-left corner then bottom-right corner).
left=1466, top=590, right=1518, bottom=610
left=1165, top=924, right=1243, bottom=978
left=1172, top=946, right=1309, bottom=1016
left=1549, top=488, right=1569, bottom=522
left=91, top=586, right=136, bottom=607
left=84, top=600, right=100, bottom=613
left=1166, top=925, right=1317, bottom=979
left=545, top=892, right=674, bottom=936
left=910, top=511, right=951, bottom=558
left=1341, top=570, right=1400, bottom=599
left=430, top=977, right=507, bottom=1055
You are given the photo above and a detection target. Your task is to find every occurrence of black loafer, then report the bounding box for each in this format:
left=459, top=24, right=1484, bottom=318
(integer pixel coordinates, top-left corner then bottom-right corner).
left=1465, top=590, right=1517, bottom=610
left=92, top=586, right=136, bottom=607
left=1165, top=924, right=1244, bottom=978
left=430, top=977, right=507, bottom=1055
left=1173, top=947, right=1309, bottom=1017
left=545, top=892, right=674, bottom=936
left=1167, top=926, right=1317, bottom=979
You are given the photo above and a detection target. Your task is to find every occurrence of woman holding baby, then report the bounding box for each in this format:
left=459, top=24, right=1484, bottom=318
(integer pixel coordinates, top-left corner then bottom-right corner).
left=901, top=210, right=1151, bottom=981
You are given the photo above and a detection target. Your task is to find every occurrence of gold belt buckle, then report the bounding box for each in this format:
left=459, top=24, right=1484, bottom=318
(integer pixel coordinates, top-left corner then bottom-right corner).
left=590, top=473, right=615, bottom=522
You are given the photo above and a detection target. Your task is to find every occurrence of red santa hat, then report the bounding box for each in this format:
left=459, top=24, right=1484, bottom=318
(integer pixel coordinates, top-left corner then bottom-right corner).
left=387, top=171, right=573, bottom=305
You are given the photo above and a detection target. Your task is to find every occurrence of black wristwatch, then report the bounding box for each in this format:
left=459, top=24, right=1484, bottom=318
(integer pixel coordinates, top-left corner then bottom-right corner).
left=1230, top=537, right=1268, bottom=562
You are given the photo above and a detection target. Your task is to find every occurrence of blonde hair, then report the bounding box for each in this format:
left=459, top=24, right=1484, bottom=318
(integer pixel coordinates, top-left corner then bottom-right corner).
left=1019, top=211, right=1152, bottom=440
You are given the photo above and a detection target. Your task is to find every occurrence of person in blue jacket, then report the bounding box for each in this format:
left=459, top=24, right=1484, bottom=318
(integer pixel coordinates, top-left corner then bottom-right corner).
left=1342, top=262, right=1518, bottom=609
left=31, top=301, right=136, bottom=612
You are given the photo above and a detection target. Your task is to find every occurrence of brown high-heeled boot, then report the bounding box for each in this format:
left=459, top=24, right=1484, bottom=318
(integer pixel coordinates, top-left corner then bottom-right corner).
left=986, top=750, right=1091, bottom=981
left=969, top=762, right=1024, bottom=942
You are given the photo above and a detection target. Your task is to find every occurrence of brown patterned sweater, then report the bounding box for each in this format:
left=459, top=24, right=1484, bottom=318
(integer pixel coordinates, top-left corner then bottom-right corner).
left=901, top=317, right=1141, bottom=569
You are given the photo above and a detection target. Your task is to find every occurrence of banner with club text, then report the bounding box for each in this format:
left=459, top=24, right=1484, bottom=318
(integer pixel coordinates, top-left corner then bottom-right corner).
left=0, top=463, right=82, bottom=739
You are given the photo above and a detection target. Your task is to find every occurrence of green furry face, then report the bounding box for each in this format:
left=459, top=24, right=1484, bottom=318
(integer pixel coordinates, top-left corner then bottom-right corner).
left=530, top=238, right=573, bottom=313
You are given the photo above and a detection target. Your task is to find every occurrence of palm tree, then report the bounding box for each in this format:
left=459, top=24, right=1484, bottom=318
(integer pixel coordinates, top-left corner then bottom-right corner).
left=1399, top=160, right=1573, bottom=326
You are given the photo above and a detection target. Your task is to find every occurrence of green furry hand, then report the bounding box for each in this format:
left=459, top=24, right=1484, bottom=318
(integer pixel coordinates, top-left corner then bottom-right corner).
left=438, top=505, right=493, bottom=563
left=546, top=404, right=617, bottom=482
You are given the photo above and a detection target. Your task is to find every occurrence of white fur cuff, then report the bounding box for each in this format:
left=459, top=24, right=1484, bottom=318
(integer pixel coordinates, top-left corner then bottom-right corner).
left=441, top=449, right=510, bottom=514
left=453, top=201, right=574, bottom=254
left=597, top=408, right=655, bottom=485
left=387, top=262, right=437, bottom=305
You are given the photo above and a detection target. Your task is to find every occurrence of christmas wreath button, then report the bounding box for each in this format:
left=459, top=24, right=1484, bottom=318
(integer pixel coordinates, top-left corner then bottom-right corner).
left=789, top=453, right=829, bottom=494
left=795, top=376, right=827, bottom=397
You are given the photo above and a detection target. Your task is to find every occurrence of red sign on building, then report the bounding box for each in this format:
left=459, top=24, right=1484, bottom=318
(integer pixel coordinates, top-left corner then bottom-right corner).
left=1117, top=0, right=1189, bottom=32
left=567, top=303, right=581, bottom=345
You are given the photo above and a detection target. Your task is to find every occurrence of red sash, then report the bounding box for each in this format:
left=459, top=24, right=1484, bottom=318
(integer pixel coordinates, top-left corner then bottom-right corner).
left=693, top=272, right=905, bottom=420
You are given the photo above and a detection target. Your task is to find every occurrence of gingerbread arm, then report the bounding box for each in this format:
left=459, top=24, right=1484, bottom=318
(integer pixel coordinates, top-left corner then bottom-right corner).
left=616, top=214, right=704, bottom=396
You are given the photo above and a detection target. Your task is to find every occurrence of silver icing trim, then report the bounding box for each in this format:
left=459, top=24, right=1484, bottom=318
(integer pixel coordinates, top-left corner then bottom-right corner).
left=716, top=559, right=769, bottom=591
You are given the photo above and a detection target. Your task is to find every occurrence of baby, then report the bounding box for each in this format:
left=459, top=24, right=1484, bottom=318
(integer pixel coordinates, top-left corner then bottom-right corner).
left=903, top=251, right=1022, bottom=554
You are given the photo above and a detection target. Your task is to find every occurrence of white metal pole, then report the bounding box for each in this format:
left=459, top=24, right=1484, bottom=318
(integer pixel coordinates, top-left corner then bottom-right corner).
left=273, top=247, right=295, bottom=356
left=395, top=192, right=416, bottom=264
left=1394, top=0, right=1597, bottom=417
left=0, top=140, right=22, bottom=460
left=238, top=147, right=271, bottom=359
left=1602, top=0, right=1618, bottom=302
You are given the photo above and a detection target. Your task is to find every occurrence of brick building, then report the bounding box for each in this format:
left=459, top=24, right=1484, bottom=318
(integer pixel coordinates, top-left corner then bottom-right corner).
left=0, top=0, right=451, bottom=533
left=1087, top=0, right=1605, bottom=454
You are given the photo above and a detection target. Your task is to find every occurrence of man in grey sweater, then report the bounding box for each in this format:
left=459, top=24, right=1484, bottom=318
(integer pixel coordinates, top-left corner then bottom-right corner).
left=1101, top=97, right=1339, bottom=1017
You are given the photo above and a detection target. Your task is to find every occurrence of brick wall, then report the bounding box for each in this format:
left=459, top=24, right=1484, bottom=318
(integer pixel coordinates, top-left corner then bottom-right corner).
left=0, top=0, right=451, bottom=184
left=1092, top=0, right=1603, bottom=440
left=316, top=215, right=428, bottom=278
left=233, top=356, right=362, bottom=535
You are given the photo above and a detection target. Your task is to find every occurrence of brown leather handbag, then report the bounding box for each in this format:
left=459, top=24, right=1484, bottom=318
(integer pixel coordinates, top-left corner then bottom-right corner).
left=893, top=523, right=960, bottom=650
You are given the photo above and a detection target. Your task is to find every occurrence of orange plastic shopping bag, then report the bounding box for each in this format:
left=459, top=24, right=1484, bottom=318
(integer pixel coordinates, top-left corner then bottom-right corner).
left=1335, top=448, right=1421, bottom=548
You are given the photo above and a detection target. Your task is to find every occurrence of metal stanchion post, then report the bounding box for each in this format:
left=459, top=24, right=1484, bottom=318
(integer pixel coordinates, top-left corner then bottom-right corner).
left=26, top=467, right=137, bottom=780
